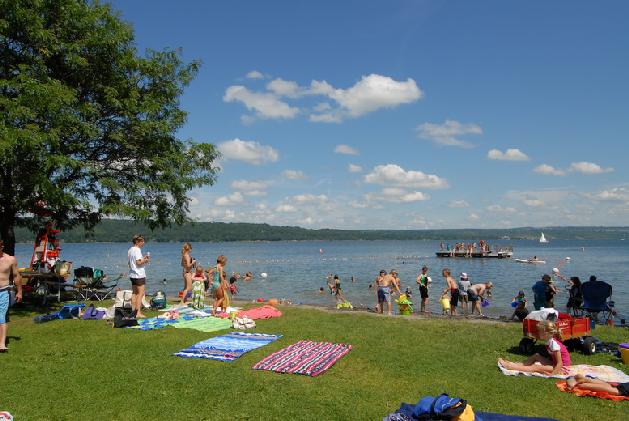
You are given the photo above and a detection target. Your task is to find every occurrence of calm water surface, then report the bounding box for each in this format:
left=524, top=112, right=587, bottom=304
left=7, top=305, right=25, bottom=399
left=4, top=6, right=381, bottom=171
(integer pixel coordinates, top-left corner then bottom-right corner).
left=15, top=240, right=629, bottom=318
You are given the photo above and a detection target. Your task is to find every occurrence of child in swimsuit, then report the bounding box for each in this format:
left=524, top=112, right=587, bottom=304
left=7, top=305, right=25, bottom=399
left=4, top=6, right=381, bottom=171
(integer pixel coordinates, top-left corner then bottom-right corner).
left=190, top=266, right=206, bottom=310
left=498, top=320, right=571, bottom=375
left=207, top=255, right=228, bottom=316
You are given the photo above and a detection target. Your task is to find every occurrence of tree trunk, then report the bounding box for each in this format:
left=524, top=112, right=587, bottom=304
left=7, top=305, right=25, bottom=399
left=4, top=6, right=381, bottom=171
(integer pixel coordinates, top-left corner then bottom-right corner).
left=0, top=215, right=16, bottom=256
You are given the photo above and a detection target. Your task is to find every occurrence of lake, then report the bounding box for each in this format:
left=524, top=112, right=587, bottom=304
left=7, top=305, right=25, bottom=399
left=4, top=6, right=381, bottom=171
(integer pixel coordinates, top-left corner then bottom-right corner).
left=15, top=239, right=628, bottom=319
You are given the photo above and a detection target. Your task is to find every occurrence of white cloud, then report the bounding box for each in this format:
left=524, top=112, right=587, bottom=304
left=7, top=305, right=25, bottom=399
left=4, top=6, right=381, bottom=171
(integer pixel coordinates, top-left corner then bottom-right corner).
left=188, top=196, right=200, bottom=206
left=218, top=139, right=279, bottom=165
left=243, top=190, right=267, bottom=197
left=214, top=192, right=244, bottom=206
left=364, top=164, right=448, bottom=189
left=300, top=216, right=315, bottom=225
left=223, top=86, right=299, bottom=120
left=266, top=78, right=301, bottom=98
left=348, top=164, right=363, bottom=173
left=534, top=164, right=566, bottom=176
left=568, top=161, right=614, bottom=175
left=282, top=170, right=306, bottom=180
left=275, top=204, right=298, bottom=213
left=468, top=213, right=480, bottom=221
left=334, top=144, right=359, bottom=155
left=487, top=148, right=529, bottom=161
left=231, top=179, right=270, bottom=191
left=416, top=120, right=482, bottom=148
left=590, top=187, right=629, bottom=202
left=486, top=205, right=517, bottom=213
left=309, top=74, right=422, bottom=121
left=313, top=102, right=332, bottom=112
left=291, top=194, right=329, bottom=203
left=246, top=70, right=264, bottom=79
left=365, top=188, right=430, bottom=204
left=448, top=200, right=469, bottom=208
left=524, top=199, right=544, bottom=207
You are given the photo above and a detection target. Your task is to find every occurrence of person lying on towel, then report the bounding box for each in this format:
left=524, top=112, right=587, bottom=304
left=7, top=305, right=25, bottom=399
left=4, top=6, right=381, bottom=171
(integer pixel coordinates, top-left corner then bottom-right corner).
left=567, top=374, right=629, bottom=397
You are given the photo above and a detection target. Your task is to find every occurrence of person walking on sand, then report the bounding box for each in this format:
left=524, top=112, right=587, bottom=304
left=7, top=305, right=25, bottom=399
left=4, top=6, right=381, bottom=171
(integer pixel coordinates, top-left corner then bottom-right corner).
left=377, top=269, right=401, bottom=315
left=441, top=268, right=459, bottom=316
left=180, top=242, right=195, bottom=305
left=128, top=234, right=149, bottom=318
left=208, top=255, right=228, bottom=316
left=0, top=239, right=22, bottom=352
left=333, top=274, right=348, bottom=304
left=416, top=266, right=431, bottom=313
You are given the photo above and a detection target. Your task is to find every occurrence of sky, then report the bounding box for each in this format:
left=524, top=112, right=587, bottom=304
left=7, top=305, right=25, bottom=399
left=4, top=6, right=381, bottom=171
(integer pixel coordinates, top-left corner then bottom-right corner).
left=109, top=0, right=629, bottom=229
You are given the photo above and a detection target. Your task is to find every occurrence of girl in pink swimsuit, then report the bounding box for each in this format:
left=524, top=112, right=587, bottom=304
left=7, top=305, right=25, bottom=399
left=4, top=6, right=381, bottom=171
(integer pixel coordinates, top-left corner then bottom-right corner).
left=498, top=321, right=571, bottom=375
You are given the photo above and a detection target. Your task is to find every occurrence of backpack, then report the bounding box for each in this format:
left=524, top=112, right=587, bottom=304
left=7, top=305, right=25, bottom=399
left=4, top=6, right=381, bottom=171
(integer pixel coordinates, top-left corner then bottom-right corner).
left=151, top=290, right=167, bottom=309
left=413, top=394, right=468, bottom=420
left=113, top=307, right=138, bottom=328
left=82, top=304, right=106, bottom=320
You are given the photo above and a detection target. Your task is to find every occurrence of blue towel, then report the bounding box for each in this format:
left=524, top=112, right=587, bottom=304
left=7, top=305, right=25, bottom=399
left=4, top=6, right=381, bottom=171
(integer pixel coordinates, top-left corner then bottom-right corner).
left=175, top=332, right=282, bottom=362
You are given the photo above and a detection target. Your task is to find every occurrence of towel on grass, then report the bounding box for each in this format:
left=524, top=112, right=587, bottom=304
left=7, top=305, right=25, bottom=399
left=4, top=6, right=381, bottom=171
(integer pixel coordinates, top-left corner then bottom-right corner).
left=252, top=340, right=351, bottom=377
left=172, top=316, right=232, bottom=333
left=498, top=362, right=629, bottom=383
left=175, top=332, right=282, bottom=362
left=555, top=381, right=629, bottom=401
left=132, top=317, right=179, bottom=330
left=237, top=305, right=282, bottom=320
left=384, top=403, right=559, bottom=421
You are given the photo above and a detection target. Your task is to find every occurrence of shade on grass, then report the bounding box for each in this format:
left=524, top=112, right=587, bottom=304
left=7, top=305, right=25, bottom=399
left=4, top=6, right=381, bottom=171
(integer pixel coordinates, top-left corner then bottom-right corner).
left=2, top=304, right=627, bottom=420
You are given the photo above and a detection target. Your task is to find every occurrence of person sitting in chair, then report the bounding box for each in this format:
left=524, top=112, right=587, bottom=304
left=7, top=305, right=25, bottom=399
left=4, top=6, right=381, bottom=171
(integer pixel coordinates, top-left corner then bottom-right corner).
left=581, top=275, right=613, bottom=323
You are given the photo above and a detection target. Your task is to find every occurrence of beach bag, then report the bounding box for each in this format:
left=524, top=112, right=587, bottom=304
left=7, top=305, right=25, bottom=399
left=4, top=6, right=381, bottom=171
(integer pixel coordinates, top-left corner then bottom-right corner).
left=82, top=304, right=106, bottom=320
left=115, top=289, right=133, bottom=308
left=413, top=394, right=468, bottom=420
left=58, top=304, right=83, bottom=319
left=113, top=307, right=138, bottom=328
left=151, top=290, right=167, bottom=309
left=232, top=316, right=256, bottom=329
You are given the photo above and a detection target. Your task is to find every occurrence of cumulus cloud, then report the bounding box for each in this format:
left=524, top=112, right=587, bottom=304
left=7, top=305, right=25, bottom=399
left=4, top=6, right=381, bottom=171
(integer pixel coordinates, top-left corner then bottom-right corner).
left=590, top=187, right=629, bottom=202
left=291, top=194, right=329, bottom=203
left=188, top=196, right=200, bottom=206
left=468, top=213, right=480, bottom=221
left=348, top=164, right=363, bottom=173
left=487, top=148, right=529, bottom=161
left=534, top=164, right=566, bottom=176
left=218, top=139, right=279, bottom=165
left=266, top=78, right=301, bottom=98
left=214, top=192, right=244, bottom=206
left=334, top=144, right=359, bottom=155
left=364, top=188, right=430, bottom=204
left=282, top=170, right=306, bottom=180
left=524, top=199, right=544, bottom=207
left=246, top=70, right=264, bottom=79
left=448, top=200, right=469, bottom=208
left=416, top=120, right=482, bottom=148
left=487, top=204, right=517, bottom=213
left=310, top=74, right=422, bottom=119
left=275, top=204, right=298, bottom=213
left=568, top=161, right=614, bottom=175
left=223, top=86, right=299, bottom=120
left=231, top=179, right=271, bottom=191
left=364, top=164, right=448, bottom=189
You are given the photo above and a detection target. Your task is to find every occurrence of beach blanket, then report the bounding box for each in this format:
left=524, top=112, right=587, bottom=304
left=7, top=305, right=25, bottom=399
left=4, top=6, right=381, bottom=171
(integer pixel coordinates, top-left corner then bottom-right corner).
left=172, top=316, right=232, bottom=333
left=237, top=305, right=282, bottom=320
left=175, top=332, right=282, bottom=362
left=498, top=362, right=629, bottom=383
left=555, top=381, right=629, bottom=401
left=132, top=317, right=179, bottom=330
left=384, top=403, right=559, bottom=421
left=252, top=340, right=351, bottom=377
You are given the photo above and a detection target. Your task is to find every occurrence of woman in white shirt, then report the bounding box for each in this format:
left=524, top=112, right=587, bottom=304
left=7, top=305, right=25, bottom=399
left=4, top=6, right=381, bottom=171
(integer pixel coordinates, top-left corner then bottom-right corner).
left=128, top=234, right=149, bottom=318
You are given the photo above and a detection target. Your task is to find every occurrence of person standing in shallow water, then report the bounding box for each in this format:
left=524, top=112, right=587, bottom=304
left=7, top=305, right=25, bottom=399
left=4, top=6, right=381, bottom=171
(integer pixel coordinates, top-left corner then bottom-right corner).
left=441, top=268, right=459, bottom=316
left=416, top=266, right=431, bottom=313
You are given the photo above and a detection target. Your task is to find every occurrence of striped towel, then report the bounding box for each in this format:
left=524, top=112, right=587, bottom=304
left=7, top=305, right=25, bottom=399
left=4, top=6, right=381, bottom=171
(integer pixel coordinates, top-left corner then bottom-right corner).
left=175, top=332, right=282, bottom=362
left=172, top=316, right=232, bottom=333
left=252, top=340, right=352, bottom=377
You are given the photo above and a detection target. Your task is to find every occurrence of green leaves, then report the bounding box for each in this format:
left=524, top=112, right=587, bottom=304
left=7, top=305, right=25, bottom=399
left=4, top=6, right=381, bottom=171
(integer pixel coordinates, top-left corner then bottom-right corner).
left=0, top=0, right=218, bottom=253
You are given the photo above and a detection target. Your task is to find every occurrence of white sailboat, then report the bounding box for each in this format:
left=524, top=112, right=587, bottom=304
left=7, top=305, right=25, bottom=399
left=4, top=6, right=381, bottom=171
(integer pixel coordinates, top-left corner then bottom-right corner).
left=539, top=232, right=549, bottom=243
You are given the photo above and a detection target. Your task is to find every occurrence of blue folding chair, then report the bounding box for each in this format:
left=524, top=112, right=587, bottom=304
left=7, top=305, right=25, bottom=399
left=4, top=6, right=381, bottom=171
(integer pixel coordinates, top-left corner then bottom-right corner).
left=581, top=279, right=613, bottom=324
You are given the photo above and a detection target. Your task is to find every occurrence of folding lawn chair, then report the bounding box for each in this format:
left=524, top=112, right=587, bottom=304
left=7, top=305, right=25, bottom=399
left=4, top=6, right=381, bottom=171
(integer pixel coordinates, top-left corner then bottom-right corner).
left=72, top=267, right=121, bottom=301
left=581, top=278, right=613, bottom=324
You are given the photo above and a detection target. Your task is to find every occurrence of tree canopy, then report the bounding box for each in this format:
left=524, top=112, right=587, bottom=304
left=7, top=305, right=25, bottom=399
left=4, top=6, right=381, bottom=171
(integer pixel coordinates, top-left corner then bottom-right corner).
left=0, top=0, right=219, bottom=254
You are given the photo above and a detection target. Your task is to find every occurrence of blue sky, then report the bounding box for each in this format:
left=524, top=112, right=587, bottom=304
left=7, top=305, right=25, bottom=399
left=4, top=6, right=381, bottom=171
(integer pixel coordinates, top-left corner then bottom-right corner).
left=109, top=0, right=629, bottom=229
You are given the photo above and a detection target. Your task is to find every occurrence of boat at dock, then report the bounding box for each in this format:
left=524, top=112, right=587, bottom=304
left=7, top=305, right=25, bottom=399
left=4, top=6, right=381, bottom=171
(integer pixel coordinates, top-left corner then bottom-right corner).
left=436, top=246, right=513, bottom=259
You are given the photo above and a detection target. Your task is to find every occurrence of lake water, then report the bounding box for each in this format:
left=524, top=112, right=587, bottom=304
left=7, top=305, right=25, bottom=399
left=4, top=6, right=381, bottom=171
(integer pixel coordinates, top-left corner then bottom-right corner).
left=15, top=240, right=629, bottom=319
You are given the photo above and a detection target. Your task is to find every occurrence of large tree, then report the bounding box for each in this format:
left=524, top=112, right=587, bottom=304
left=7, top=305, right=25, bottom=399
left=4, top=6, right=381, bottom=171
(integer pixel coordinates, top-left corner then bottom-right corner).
left=0, top=0, right=219, bottom=255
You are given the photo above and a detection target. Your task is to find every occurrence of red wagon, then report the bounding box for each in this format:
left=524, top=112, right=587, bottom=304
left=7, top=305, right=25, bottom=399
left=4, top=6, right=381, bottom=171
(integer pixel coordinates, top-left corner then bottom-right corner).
left=518, top=314, right=599, bottom=355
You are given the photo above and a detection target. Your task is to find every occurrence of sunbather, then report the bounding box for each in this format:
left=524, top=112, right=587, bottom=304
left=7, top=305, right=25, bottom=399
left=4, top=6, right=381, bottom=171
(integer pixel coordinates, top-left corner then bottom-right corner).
left=498, top=320, right=571, bottom=375
left=566, top=374, right=629, bottom=397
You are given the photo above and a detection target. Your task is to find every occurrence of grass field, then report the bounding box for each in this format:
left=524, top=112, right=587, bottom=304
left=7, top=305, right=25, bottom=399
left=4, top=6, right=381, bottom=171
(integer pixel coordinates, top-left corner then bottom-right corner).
left=2, top=303, right=627, bottom=420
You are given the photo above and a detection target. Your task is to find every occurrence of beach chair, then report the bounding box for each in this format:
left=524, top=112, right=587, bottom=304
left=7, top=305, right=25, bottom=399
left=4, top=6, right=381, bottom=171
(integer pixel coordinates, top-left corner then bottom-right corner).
left=581, top=280, right=613, bottom=324
left=73, top=267, right=121, bottom=301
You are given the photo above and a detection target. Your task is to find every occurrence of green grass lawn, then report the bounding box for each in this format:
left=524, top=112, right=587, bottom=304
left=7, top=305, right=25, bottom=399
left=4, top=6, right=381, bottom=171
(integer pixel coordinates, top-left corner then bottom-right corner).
left=2, top=303, right=627, bottom=420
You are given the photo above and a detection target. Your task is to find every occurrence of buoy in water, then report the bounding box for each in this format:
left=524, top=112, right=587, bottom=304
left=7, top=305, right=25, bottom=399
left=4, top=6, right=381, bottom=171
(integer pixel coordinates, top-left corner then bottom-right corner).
left=552, top=267, right=560, bottom=274
left=260, top=272, right=268, bottom=278
left=565, top=257, right=571, bottom=261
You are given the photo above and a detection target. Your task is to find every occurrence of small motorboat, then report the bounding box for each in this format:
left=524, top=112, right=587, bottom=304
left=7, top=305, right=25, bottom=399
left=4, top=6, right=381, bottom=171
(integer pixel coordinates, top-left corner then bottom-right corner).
left=515, top=258, right=546, bottom=264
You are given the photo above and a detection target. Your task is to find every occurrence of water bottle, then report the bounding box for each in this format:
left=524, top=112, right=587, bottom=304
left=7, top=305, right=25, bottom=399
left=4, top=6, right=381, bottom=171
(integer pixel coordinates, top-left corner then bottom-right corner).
left=146, top=251, right=150, bottom=265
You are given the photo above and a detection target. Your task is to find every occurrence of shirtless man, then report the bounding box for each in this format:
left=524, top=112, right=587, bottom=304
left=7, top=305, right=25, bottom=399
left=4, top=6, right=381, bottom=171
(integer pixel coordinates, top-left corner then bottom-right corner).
left=0, top=239, right=23, bottom=352
left=377, top=269, right=401, bottom=315
left=441, top=268, right=459, bottom=316
left=467, top=282, right=493, bottom=316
